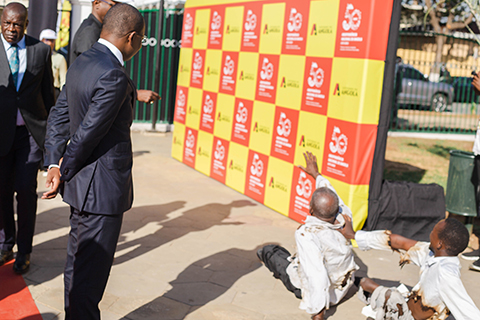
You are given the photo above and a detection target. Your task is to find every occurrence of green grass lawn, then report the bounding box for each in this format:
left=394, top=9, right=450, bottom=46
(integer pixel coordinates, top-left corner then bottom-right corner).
left=384, top=136, right=475, bottom=190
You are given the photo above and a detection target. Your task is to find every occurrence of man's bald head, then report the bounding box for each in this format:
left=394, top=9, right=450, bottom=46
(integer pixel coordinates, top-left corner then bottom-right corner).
left=309, top=187, right=339, bottom=220
left=1, top=2, right=28, bottom=44
left=101, top=3, right=144, bottom=38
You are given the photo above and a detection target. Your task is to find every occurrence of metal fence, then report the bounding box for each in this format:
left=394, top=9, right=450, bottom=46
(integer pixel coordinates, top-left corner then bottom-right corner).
left=392, top=30, right=480, bottom=134
left=125, top=4, right=183, bottom=127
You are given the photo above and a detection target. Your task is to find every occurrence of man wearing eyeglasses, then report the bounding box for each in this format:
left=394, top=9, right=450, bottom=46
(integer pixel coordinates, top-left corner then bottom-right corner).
left=43, top=4, right=145, bottom=319
left=70, top=0, right=160, bottom=104
left=257, top=151, right=359, bottom=320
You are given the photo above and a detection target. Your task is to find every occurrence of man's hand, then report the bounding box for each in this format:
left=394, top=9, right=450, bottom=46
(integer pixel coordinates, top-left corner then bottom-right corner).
left=338, top=214, right=356, bottom=240
left=298, top=151, right=320, bottom=179
left=136, top=89, right=160, bottom=104
left=472, top=73, right=480, bottom=96
left=42, top=167, right=62, bottom=199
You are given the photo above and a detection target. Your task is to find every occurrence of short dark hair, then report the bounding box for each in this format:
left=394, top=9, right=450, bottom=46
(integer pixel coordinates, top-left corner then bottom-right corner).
left=438, top=218, right=469, bottom=256
left=310, top=187, right=339, bottom=219
left=102, top=3, right=144, bottom=37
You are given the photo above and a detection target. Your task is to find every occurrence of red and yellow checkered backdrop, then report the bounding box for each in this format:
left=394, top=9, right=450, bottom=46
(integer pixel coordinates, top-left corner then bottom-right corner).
left=172, top=0, right=395, bottom=231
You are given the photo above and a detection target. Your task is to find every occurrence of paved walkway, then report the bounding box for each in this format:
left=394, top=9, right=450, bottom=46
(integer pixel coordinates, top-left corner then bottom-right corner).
left=18, top=132, right=480, bottom=319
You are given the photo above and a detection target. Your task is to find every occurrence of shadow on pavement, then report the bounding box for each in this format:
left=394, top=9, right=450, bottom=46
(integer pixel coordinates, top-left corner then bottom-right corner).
left=121, top=246, right=264, bottom=320
left=114, top=200, right=256, bottom=265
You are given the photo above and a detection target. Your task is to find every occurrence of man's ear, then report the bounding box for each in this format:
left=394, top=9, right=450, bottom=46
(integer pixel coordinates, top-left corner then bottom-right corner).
left=437, top=240, right=443, bottom=250
left=25, top=19, right=29, bottom=29
left=126, top=32, right=135, bottom=44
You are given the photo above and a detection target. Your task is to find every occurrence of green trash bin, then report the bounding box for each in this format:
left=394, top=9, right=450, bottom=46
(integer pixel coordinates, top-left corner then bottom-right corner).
left=446, top=150, right=477, bottom=233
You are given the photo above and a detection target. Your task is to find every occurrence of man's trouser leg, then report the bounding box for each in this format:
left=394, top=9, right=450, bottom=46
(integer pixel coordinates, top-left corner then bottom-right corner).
left=64, top=207, right=123, bottom=320
left=259, top=244, right=302, bottom=299
left=0, top=126, right=42, bottom=254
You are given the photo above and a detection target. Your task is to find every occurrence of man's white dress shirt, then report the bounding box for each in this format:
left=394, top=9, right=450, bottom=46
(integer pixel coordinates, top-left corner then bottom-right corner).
left=356, top=231, right=480, bottom=320
left=286, top=175, right=358, bottom=315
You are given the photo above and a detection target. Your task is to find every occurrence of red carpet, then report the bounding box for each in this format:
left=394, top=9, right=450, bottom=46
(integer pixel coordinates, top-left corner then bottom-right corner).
left=0, top=261, right=42, bottom=320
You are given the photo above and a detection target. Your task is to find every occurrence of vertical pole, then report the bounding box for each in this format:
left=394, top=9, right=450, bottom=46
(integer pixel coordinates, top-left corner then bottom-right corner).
left=152, top=0, right=165, bottom=131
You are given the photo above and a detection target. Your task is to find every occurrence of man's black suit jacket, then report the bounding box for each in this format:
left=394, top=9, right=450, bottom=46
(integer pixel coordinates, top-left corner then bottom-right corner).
left=0, top=35, right=55, bottom=156
left=45, top=42, right=135, bottom=215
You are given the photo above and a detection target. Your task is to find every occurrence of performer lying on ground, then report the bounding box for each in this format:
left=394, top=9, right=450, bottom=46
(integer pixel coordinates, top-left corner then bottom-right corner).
left=340, top=216, right=480, bottom=320
left=257, top=152, right=359, bottom=320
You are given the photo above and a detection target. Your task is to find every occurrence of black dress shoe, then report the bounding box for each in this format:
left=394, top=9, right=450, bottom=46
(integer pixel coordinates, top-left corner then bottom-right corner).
left=13, top=253, right=30, bottom=274
left=0, top=250, right=14, bottom=266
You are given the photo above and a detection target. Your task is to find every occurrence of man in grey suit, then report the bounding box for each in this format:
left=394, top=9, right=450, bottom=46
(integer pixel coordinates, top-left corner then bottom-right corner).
left=0, top=2, right=55, bottom=274
left=43, top=4, right=144, bottom=319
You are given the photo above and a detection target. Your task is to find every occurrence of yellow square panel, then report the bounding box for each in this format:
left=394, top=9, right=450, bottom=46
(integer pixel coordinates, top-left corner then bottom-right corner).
left=171, top=122, right=185, bottom=161
left=185, top=87, right=202, bottom=130
left=225, top=142, right=248, bottom=193
left=328, top=58, right=384, bottom=124
left=236, top=52, right=259, bottom=100
left=294, top=111, right=327, bottom=168
left=223, top=6, right=244, bottom=52
left=195, top=131, right=214, bottom=176
left=305, top=0, right=340, bottom=58
left=177, top=48, right=192, bottom=87
left=203, top=49, right=222, bottom=92
left=258, top=2, right=285, bottom=54
left=275, top=54, right=306, bottom=110
left=213, top=93, right=235, bottom=141
left=328, top=177, right=369, bottom=231
left=249, top=100, right=275, bottom=155
left=264, top=157, right=293, bottom=216
left=193, top=8, right=210, bottom=49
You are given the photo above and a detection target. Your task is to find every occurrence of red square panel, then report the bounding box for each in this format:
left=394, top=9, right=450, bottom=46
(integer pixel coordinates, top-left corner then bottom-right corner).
left=174, top=86, right=188, bottom=124
left=281, top=1, right=310, bottom=55
left=255, top=54, right=280, bottom=104
left=289, top=166, right=315, bottom=222
left=270, top=107, right=299, bottom=163
left=190, top=49, right=206, bottom=89
left=241, top=2, right=263, bottom=52
left=231, top=98, right=253, bottom=147
left=199, top=91, right=217, bottom=133
left=244, top=150, right=269, bottom=203
left=219, top=51, right=239, bottom=95
left=183, top=127, right=198, bottom=168
left=301, top=57, right=333, bottom=115
left=208, top=6, right=225, bottom=49
left=210, top=136, right=230, bottom=184
left=322, top=118, right=377, bottom=184
left=181, top=8, right=195, bottom=48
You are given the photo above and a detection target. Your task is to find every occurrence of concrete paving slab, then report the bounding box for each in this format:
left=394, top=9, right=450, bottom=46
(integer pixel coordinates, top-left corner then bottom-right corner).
left=11, top=131, right=478, bottom=320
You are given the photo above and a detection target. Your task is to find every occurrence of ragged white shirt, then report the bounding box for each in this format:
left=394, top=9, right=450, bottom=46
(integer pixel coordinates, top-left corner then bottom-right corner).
left=286, top=175, right=358, bottom=315
left=356, top=231, right=480, bottom=320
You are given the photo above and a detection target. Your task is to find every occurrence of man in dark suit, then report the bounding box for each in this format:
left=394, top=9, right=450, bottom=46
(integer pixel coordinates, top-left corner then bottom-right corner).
left=0, top=2, right=55, bottom=274
left=70, top=0, right=160, bottom=104
left=43, top=4, right=144, bottom=319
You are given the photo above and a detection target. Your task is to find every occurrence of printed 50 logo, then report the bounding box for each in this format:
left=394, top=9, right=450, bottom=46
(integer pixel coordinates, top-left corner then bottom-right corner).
left=200, top=91, right=217, bottom=134
left=210, top=137, right=229, bottom=184
left=255, top=54, right=279, bottom=104
left=287, top=8, right=302, bottom=32
left=289, top=166, right=315, bottom=221
left=174, top=86, right=188, bottom=124
left=245, top=150, right=268, bottom=203
left=183, top=128, right=198, bottom=168
left=301, top=57, right=332, bottom=115
left=296, top=171, right=312, bottom=198
left=219, top=52, right=238, bottom=95
left=271, top=107, right=298, bottom=163
left=245, top=10, right=257, bottom=31
left=342, top=4, right=361, bottom=31
left=181, top=9, right=195, bottom=47
left=231, top=98, right=253, bottom=147
left=190, top=50, right=205, bottom=88
left=241, top=3, right=262, bottom=51
left=208, top=7, right=224, bottom=49
left=282, top=2, right=309, bottom=54
left=329, top=126, right=348, bottom=155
